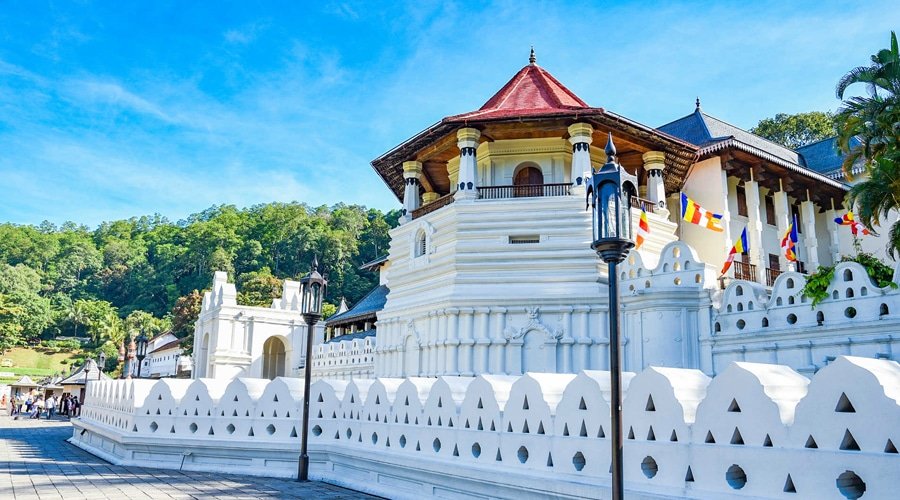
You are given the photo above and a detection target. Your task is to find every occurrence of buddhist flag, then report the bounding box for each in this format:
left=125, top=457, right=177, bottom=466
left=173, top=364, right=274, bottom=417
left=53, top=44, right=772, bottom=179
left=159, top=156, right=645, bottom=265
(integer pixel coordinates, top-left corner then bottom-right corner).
left=635, top=207, right=650, bottom=250
left=781, top=215, right=799, bottom=262
left=681, top=193, right=724, bottom=232
left=834, top=211, right=873, bottom=236
left=721, top=227, right=749, bottom=276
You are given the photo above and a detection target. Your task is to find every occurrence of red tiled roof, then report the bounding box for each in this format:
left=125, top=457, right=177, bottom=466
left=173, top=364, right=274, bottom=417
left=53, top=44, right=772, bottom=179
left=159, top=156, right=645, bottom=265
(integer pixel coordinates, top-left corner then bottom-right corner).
left=446, top=63, right=599, bottom=121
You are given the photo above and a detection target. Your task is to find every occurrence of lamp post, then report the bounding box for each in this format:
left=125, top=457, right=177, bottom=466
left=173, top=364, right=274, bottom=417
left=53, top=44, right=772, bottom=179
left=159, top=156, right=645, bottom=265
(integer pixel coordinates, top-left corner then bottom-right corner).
left=297, top=257, right=327, bottom=482
left=83, top=359, right=93, bottom=405
left=587, top=133, right=637, bottom=500
left=135, top=333, right=149, bottom=378
left=98, top=352, right=106, bottom=380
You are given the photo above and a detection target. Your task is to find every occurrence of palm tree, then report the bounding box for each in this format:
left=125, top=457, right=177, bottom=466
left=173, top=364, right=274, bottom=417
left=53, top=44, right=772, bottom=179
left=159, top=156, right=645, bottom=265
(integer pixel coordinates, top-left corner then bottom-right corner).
left=835, top=31, right=900, bottom=174
left=67, top=300, right=88, bottom=338
left=836, top=31, right=900, bottom=256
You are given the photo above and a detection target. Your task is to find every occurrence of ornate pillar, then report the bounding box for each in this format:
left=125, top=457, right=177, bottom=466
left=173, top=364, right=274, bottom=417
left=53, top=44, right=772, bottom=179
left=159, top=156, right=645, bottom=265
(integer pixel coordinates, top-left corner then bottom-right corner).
left=400, top=161, right=422, bottom=223
left=643, top=151, right=668, bottom=215
left=719, top=171, right=734, bottom=262
left=444, top=309, right=460, bottom=375
left=568, top=123, right=593, bottom=193
left=744, top=178, right=767, bottom=283
left=457, top=308, right=475, bottom=376
left=489, top=308, right=507, bottom=374
left=801, top=195, right=820, bottom=271
left=473, top=308, right=491, bottom=375
left=573, top=306, right=591, bottom=371
left=826, top=204, right=842, bottom=265
left=773, top=182, right=792, bottom=271
left=454, top=128, right=480, bottom=201
left=436, top=310, right=447, bottom=376
left=559, top=307, right=574, bottom=373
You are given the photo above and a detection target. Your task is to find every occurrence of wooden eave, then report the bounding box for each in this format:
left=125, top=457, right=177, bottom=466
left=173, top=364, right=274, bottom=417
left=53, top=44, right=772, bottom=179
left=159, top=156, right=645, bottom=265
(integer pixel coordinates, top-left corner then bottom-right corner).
left=707, top=139, right=849, bottom=210
left=372, top=111, right=699, bottom=202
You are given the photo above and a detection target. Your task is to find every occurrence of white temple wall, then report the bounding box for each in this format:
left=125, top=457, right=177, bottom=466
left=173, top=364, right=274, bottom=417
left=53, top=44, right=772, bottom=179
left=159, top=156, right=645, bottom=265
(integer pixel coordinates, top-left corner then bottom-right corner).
left=193, top=272, right=323, bottom=380
left=71, top=356, right=900, bottom=499
left=312, top=336, right=375, bottom=380
left=378, top=192, right=679, bottom=378
left=711, top=261, right=900, bottom=375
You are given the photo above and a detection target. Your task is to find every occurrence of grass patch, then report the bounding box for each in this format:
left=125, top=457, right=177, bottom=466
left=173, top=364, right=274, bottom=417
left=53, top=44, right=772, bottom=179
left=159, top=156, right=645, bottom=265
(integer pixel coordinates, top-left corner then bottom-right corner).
left=1, top=347, right=83, bottom=375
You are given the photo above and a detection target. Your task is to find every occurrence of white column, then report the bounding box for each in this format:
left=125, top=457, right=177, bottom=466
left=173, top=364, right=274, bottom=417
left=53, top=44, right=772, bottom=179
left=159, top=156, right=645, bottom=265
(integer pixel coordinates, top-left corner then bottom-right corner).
left=773, top=186, right=791, bottom=271
left=643, top=151, right=669, bottom=217
left=400, top=161, right=423, bottom=223
left=436, top=310, right=447, bottom=376
left=473, top=308, right=490, bottom=375
left=719, top=172, right=733, bottom=262
left=458, top=308, right=474, bottom=376
left=573, top=306, right=591, bottom=372
left=559, top=307, right=574, bottom=373
left=826, top=208, right=842, bottom=265
left=744, top=179, right=767, bottom=283
left=444, top=308, right=459, bottom=375
left=454, top=128, right=480, bottom=201
left=568, top=122, right=593, bottom=194
left=801, top=197, right=820, bottom=271
left=489, top=307, right=507, bottom=374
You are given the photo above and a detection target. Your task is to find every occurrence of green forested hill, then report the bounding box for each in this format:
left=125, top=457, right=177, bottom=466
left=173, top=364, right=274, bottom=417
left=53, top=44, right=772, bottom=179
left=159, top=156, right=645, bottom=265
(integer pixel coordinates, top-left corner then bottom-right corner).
left=0, top=202, right=399, bottom=357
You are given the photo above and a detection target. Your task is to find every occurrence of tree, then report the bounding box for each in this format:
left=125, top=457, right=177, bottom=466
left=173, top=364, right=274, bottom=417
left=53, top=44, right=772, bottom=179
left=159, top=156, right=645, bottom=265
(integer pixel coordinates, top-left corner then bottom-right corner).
left=170, top=290, right=203, bottom=355
left=0, top=293, right=26, bottom=353
left=236, top=268, right=283, bottom=307
left=836, top=31, right=900, bottom=257
left=750, top=111, right=836, bottom=149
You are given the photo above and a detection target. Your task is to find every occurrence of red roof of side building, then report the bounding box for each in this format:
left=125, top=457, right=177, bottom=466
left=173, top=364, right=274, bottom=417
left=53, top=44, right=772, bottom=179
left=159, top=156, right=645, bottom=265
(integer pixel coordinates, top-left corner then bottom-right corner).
left=445, top=61, right=600, bottom=122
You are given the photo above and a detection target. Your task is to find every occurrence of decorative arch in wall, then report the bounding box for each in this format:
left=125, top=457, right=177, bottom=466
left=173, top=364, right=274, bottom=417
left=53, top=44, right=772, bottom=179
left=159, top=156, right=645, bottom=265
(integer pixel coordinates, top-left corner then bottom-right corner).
left=262, top=337, right=287, bottom=380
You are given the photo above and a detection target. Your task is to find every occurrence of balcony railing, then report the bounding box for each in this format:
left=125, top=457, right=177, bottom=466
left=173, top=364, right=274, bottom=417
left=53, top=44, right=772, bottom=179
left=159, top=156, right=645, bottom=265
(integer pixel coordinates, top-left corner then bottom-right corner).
left=411, top=193, right=455, bottom=220
left=630, top=196, right=656, bottom=214
left=766, top=267, right=783, bottom=287
left=477, top=183, right=571, bottom=200
left=733, top=261, right=756, bottom=282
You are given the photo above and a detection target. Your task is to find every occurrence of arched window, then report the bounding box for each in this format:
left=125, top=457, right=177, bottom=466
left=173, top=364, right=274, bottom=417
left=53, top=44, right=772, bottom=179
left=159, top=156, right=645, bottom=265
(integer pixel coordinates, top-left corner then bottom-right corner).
left=262, top=337, right=287, bottom=380
left=513, top=163, right=544, bottom=197
left=415, top=230, right=427, bottom=257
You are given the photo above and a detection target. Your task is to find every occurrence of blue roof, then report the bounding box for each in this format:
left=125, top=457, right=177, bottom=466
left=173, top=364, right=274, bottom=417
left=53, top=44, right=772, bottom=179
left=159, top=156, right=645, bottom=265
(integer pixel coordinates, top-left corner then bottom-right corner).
left=326, top=284, right=388, bottom=326
left=658, top=109, right=802, bottom=165
left=325, top=329, right=376, bottom=344
left=796, top=136, right=861, bottom=175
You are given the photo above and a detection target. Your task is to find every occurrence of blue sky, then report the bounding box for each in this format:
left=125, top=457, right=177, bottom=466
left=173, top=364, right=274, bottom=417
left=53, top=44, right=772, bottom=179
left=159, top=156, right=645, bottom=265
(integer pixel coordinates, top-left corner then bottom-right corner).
left=0, top=1, right=897, bottom=227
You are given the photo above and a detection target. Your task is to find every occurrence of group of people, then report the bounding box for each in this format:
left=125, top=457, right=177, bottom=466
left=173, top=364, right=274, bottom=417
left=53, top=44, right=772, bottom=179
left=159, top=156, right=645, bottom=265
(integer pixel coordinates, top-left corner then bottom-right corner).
left=2, top=393, right=81, bottom=419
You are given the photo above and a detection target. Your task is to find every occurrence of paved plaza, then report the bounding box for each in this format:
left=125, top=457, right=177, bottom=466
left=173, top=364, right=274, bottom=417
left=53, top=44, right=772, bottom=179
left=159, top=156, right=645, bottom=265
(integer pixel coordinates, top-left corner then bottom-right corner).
left=0, top=417, right=379, bottom=500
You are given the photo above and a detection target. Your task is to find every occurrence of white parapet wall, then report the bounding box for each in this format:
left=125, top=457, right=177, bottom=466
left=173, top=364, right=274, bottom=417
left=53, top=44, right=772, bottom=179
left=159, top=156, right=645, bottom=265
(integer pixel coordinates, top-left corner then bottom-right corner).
left=312, top=334, right=375, bottom=380
left=710, top=261, right=900, bottom=375
left=70, top=356, right=899, bottom=499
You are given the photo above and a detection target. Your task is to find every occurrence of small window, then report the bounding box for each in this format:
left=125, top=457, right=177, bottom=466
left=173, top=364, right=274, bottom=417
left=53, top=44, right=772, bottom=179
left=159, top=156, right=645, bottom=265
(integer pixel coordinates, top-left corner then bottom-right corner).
left=765, top=196, right=776, bottom=225
left=509, top=235, right=540, bottom=244
left=415, top=231, right=427, bottom=257
left=736, top=186, right=748, bottom=217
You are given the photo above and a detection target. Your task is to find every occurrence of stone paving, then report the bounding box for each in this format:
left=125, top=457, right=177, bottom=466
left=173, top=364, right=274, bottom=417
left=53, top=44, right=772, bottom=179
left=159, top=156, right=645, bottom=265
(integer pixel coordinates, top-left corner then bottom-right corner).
left=0, top=417, right=380, bottom=500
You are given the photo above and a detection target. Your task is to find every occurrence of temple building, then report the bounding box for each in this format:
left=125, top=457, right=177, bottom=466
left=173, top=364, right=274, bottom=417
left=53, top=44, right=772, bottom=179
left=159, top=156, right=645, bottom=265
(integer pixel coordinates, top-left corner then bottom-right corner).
left=195, top=52, right=899, bottom=381
left=363, top=51, right=897, bottom=378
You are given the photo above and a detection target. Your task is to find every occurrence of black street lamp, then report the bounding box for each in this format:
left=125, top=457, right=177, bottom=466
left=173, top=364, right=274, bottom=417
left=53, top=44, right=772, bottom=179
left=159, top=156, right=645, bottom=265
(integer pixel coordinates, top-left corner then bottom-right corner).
left=297, top=257, right=327, bottom=482
left=135, top=332, right=149, bottom=378
left=587, top=133, right=637, bottom=500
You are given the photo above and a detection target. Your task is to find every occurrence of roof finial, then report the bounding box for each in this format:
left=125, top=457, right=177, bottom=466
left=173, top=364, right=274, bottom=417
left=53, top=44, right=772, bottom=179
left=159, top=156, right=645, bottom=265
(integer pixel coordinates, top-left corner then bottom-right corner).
left=529, top=46, right=536, bottom=65
left=695, top=96, right=701, bottom=111
left=604, top=132, right=617, bottom=160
